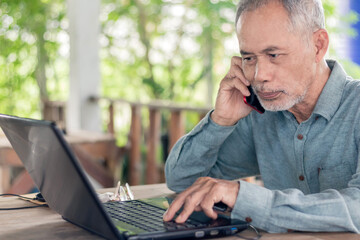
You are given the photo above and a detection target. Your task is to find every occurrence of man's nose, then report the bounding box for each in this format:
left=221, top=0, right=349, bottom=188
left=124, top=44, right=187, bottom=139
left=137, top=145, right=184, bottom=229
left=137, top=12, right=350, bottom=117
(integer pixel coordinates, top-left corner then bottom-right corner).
left=254, top=58, right=272, bottom=83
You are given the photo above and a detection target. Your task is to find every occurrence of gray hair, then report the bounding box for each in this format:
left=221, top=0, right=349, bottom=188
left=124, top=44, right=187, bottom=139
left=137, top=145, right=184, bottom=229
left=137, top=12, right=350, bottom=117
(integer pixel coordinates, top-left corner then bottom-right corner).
left=235, top=0, right=325, bottom=36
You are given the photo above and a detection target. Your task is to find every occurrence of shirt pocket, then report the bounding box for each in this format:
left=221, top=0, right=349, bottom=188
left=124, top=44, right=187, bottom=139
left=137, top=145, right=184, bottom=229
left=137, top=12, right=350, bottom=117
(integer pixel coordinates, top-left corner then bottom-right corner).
left=318, top=162, right=353, bottom=191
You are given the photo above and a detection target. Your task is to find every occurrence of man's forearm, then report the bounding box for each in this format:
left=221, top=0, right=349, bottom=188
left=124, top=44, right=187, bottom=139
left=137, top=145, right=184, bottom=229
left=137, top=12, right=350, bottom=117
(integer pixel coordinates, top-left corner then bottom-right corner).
left=165, top=111, right=236, bottom=192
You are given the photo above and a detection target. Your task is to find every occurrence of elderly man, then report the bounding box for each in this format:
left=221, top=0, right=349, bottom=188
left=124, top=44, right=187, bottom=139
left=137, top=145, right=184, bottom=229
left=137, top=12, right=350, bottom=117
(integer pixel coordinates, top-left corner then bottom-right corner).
left=163, top=0, right=360, bottom=233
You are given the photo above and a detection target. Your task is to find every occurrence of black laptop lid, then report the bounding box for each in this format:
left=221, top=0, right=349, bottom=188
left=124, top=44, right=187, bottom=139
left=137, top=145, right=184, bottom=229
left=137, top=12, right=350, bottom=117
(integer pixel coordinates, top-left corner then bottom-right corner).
left=0, top=114, right=121, bottom=240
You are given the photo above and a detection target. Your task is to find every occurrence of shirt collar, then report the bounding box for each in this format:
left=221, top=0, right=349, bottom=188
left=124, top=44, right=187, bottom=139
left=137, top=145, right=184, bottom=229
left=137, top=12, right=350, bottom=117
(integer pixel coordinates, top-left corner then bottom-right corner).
left=281, top=60, right=348, bottom=121
left=312, top=59, right=348, bottom=121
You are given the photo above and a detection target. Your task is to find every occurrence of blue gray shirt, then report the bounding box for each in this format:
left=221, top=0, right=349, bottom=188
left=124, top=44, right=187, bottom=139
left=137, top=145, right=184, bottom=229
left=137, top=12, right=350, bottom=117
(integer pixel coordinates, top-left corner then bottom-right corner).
left=165, top=60, right=360, bottom=233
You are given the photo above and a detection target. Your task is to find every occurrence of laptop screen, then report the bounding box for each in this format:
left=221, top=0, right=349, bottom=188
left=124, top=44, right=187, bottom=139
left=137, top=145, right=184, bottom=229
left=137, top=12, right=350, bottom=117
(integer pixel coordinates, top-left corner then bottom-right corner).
left=0, top=115, right=120, bottom=240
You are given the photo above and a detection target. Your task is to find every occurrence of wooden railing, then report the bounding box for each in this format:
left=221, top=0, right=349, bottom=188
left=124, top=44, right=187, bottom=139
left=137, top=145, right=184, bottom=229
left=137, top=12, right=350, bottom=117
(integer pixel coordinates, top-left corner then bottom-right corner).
left=41, top=98, right=258, bottom=187
left=89, top=96, right=212, bottom=186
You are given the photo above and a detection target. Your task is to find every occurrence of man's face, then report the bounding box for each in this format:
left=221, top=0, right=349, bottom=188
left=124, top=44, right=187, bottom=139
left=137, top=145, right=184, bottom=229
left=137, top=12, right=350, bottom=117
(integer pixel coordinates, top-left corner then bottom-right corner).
left=237, top=1, right=317, bottom=112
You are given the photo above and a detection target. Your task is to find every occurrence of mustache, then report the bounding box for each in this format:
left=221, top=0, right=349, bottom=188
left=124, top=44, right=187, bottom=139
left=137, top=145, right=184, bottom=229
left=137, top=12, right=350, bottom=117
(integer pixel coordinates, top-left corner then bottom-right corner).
left=251, top=85, right=286, bottom=95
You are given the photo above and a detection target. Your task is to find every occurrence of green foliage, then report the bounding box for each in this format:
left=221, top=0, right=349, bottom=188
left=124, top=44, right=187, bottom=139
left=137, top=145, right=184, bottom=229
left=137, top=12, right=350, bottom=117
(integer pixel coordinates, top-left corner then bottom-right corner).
left=100, top=0, right=238, bottom=105
left=0, top=0, right=67, bottom=118
left=0, top=0, right=360, bottom=119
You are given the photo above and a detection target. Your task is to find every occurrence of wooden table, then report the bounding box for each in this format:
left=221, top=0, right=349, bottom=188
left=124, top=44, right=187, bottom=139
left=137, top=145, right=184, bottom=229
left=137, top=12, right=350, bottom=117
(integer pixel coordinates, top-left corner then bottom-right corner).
left=0, top=183, right=359, bottom=240
left=0, top=131, right=120, bottom=194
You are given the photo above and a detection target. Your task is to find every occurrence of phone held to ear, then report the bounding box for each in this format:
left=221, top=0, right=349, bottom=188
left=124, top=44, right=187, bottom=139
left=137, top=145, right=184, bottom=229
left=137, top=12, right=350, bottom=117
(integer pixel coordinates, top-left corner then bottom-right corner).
left=243, top=86, right=265, bottom=114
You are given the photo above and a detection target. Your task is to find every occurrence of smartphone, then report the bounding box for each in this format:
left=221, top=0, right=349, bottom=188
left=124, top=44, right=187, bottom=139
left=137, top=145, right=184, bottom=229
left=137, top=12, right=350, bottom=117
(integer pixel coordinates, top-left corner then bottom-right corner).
left=243, top=86, right=265, bottom=114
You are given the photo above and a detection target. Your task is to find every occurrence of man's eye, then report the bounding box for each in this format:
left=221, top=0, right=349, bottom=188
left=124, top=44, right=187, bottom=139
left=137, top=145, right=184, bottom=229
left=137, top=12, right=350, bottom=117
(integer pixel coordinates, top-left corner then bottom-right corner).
left=269, top=54, right=279, bottom=58
left=243, top=57, right=255, bottom=62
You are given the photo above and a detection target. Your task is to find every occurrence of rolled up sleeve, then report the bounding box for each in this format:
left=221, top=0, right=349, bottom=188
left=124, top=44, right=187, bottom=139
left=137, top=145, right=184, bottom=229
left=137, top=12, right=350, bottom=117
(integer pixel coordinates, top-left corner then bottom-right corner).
left=231, top=180, right=360, bottom=233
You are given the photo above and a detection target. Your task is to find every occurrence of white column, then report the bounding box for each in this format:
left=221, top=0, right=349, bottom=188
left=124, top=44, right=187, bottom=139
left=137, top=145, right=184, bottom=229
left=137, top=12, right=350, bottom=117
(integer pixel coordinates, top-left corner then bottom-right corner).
left=66, top=0, right=101, bottom=132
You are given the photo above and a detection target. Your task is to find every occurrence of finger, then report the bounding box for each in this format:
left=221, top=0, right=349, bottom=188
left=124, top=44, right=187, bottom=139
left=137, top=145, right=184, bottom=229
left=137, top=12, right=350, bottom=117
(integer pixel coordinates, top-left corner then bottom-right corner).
left=221, top=76, right=250, bottom=97
left=228, top=65, right=250, bottom=87
left=200, top=200, right=218, bottom=220
left=175, top=177, right=218, bottom=223
left=202, top=207, right=218, bottom=220
left=163, top=184, right=202, bottom=221
left=199, top=184, right=224, bottom=220
left=230, top=56, right=243, bottom=67
left=203, top=180, right=240, bottom=211
left=175, top=195, right=200, bottom=223
left=229, top=56, right=250, bottom=86
left=163, top=193, right=189, bottom=221
left=163, top=194, right=187, bottom=221
left=194, top=205, right=202, bottom=211
left=174, top=178, right=215, bottom=223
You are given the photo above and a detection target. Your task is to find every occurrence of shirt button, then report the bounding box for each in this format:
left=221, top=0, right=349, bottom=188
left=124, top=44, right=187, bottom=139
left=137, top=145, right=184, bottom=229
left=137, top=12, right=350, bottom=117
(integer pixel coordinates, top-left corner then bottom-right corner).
left=299, top=175, right=305, bottom=181
left=245, top=217, right=252, bottom=223
left=297, top=134, right=304, bottom=140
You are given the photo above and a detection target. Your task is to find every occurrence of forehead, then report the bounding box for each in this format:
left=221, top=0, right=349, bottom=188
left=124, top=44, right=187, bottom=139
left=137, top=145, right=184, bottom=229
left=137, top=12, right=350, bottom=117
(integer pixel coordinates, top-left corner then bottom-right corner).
left=236, top=1, right=299, bottom=52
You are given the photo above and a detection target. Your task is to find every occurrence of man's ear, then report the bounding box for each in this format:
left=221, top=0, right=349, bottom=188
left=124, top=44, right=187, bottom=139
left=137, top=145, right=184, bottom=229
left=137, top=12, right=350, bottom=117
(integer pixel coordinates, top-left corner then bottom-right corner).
left=313, top=29, right=329, bottom=63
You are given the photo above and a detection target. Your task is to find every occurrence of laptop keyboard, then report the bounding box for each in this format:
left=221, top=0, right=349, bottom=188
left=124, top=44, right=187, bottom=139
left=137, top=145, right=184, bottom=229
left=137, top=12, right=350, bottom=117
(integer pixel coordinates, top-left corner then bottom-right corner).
left=104, top=200, right=205, bottom=232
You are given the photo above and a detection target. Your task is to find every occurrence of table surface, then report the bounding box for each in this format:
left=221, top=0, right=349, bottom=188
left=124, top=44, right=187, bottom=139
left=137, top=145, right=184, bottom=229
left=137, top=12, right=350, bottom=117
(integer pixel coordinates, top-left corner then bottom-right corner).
left=0, top=183, right=359, bottom=240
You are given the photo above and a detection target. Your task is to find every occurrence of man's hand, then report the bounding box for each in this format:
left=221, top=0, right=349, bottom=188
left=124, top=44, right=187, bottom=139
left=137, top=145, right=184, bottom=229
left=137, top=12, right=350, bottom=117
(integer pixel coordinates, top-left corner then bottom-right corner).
left=211, top=56, right=253, bottom=126
left=163, top=177, right=240, bottom=223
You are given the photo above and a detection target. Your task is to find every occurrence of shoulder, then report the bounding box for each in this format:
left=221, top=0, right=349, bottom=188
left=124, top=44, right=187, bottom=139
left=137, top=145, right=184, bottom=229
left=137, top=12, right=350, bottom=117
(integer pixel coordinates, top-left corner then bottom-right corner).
left=338, top=78, right=360, bottom=129
left=342, top=77, right=360, bottom=103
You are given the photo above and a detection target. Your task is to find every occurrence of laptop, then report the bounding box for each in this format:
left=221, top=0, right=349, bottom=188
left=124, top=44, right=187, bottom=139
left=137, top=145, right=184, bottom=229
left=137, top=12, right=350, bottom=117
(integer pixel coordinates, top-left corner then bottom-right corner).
left=0, top=113, right=248, bottom=240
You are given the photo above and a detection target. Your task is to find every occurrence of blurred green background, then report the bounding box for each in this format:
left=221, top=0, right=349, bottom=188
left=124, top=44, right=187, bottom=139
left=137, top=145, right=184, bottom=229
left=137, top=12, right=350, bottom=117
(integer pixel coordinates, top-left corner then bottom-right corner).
left=0, top=0, right=359, bottom=127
